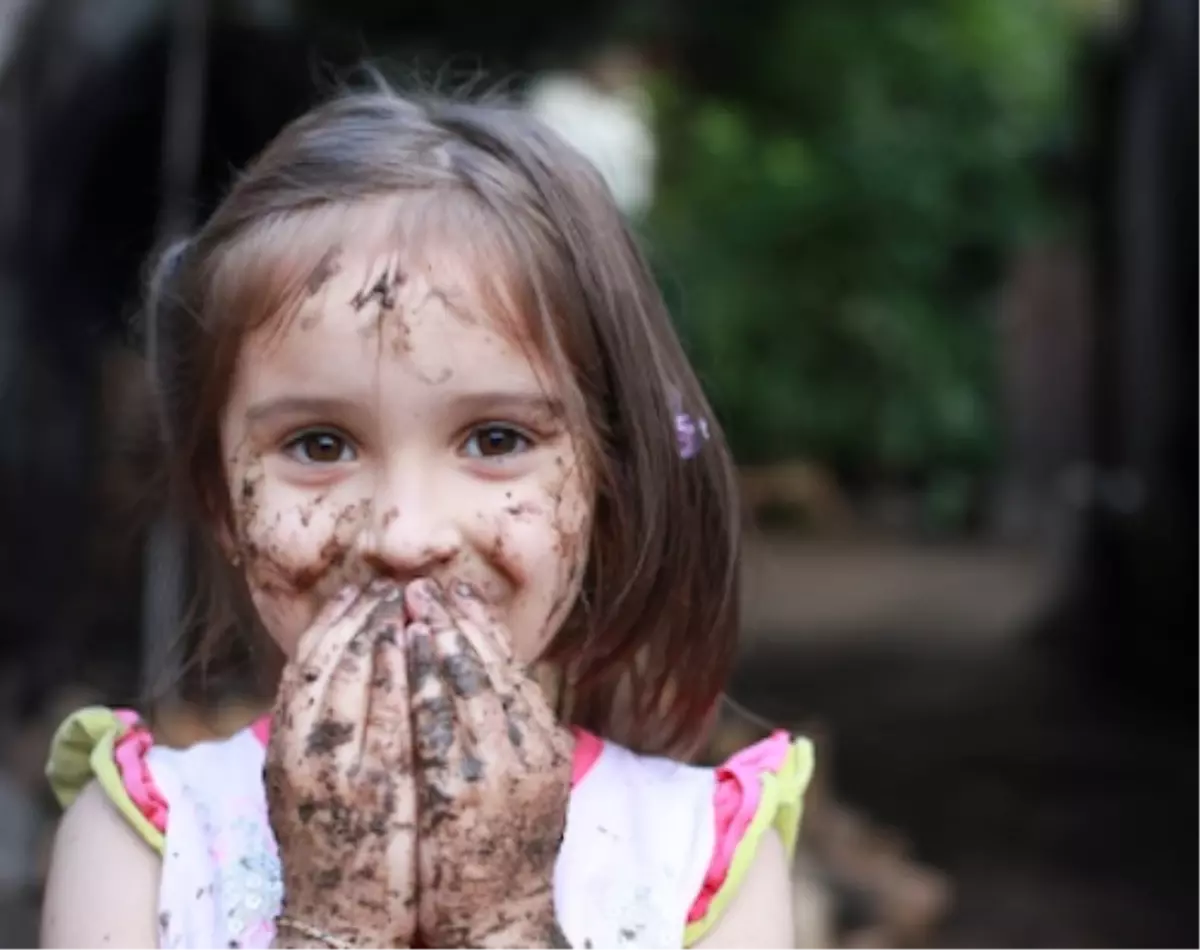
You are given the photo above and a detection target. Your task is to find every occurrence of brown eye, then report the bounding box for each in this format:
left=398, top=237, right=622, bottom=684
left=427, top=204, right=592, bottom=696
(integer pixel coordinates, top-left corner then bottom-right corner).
left=285, top=430, right=355, bottom=464
left=463, top=425, right=530, bottom=459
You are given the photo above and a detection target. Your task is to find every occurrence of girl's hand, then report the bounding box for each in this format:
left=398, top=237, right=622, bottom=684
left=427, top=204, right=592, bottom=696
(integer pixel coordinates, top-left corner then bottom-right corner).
left=405, top=579, right=574, bottom=949
left=265, top=581, right=417, bottom=949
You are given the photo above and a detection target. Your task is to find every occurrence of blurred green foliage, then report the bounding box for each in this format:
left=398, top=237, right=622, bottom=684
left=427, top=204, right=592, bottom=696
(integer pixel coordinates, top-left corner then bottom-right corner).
left=643, top=0, right=1079, bottom=495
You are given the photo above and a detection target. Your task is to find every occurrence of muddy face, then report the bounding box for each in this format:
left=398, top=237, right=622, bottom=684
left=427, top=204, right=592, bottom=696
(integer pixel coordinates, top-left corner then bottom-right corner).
left=219, top=237, right=593, bottom=664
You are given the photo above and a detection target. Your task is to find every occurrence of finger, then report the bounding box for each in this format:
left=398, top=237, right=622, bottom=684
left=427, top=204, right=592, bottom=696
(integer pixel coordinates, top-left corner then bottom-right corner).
left=279, top=583, right=399, bottom=770
left=316, top=586, right=407, bottom=769
left=427, top=615, right=525, bottom=786
left=493, top=675, right=571, bottom=768
left=434, top=581, right=565, bottom=750
left=320, top=592, right=412, bottom=921
left=294, top=583, right=384, bottom=675
left=445, top=581, right=515, bottom=664
left=362, top=596, right=411, bottom=766
left=275, top=584, right=363, bottom=700
left=366, top=615, right=419, bottom=933
left=407, top=621, right=458, bottom=776
left=410, top=582, right=510, bottom=720
left=409, top=579, right=509, bottom=677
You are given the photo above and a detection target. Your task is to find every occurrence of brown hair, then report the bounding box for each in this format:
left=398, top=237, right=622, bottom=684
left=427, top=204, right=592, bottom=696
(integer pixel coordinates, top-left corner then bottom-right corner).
left=147, top=82, right=741, bottom=757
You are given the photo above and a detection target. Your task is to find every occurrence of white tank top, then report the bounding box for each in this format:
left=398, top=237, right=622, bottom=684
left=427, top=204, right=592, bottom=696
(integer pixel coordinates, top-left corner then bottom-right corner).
left=146, top=728, right=716, bottom=949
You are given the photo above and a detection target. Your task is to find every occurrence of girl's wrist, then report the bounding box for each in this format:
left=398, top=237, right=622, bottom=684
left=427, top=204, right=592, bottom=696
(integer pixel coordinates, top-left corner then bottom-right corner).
left=273, top=916, right=363, bottom=949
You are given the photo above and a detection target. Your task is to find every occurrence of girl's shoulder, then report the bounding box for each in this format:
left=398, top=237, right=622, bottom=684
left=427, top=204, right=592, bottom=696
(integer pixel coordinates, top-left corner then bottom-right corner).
left=567, top=730, right=815, bottom=948
left=47, top=706, right=282, bottom=948
left=45, top=705, right=269, bottom=855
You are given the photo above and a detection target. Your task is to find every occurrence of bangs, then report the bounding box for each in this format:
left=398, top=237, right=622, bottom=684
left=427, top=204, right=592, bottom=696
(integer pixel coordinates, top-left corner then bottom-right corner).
left=201, top=187, right=599, bottom=459
left=204, top=190, right=584, bottom=403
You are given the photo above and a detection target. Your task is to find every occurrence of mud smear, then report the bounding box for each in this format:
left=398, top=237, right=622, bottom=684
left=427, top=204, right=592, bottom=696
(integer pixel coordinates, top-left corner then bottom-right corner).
left=308, top=246, right=343, bottom=293
left=267, top=593, right=420, bottom=946
left=305, top=718, right=354, bottom=755
left=442, top=634, right=487, bottom=697
left=505, top=500, right=542, bottom=519
left=351, top=264, right=405, bottom=313
left=241, top=493, right=369, bottom=598
left=408, top=602, right=573, bottom=948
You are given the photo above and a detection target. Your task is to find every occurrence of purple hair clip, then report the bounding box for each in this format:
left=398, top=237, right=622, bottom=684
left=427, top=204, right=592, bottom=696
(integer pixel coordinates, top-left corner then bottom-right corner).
left=670, top=386, right=710, bottom=459
left=675, top=410, right=710, bottom=460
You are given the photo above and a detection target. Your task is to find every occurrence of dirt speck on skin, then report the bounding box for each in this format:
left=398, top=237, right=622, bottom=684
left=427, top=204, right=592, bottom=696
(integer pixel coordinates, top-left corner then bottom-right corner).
left=506, top=714, right=524, bottom=748
left=505, top=500, right=541, bottom=518
left=315, top=867, right=344, bottom=889
left=461, top=751, right=485, bottom=782
left=424, top=286, right=476, bottom=325
left=305, top=719, right=355, bottom=755
left=443, top=636, right=487, bottom=696
left=419, top=365, right=454, bottom=384
left=297, top=492, right=328, bottom=528
left=488, top=529, right=509, bottom=563
left=306, top=246, right=343, bottom=297
left=289, top=530, right=351, bottom=592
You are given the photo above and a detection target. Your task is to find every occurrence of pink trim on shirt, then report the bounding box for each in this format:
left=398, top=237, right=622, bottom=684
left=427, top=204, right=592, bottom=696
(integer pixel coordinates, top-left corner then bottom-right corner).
left=686, top=729, right=793, bottom=924
left=112, top=710, right=169, bottom=835
left=569, top=727, right=603, bottom=786
left=250, top=715, right=271, bottom=748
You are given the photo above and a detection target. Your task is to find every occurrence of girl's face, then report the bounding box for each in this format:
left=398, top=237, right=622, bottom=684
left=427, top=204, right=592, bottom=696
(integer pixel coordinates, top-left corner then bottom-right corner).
left=219, top=243, right=593, bottom=663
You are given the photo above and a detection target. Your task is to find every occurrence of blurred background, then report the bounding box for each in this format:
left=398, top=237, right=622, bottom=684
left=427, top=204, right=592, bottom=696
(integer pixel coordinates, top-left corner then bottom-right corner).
left=0, top=0, right=1194, bottom=945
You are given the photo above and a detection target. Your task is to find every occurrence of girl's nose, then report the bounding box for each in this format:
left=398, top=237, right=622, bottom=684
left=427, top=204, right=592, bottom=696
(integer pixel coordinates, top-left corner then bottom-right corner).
left=354, top=474, right=462, bottom=579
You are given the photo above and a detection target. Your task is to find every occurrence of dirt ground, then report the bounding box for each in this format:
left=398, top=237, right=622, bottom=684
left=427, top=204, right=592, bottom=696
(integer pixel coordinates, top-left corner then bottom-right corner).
left=731, top=538, right=1196, bottom=948
left=732, top=638, right=1195, bottom=948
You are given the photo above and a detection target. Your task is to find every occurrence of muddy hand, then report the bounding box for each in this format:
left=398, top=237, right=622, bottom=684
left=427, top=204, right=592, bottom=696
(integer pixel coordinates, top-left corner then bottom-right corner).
left=266, top=580, right=418, bottom=949
left=405, top=579, right=574, bottom=949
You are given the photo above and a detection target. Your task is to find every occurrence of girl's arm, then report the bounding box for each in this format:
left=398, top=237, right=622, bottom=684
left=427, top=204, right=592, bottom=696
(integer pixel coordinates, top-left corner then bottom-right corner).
left=691, top=829, right=796, bottom=949
left=41, top=780, right=160, bottom=948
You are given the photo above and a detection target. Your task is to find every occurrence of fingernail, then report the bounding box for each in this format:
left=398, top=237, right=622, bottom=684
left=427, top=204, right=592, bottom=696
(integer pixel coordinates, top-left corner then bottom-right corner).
left=406, top=579, right=433, bottom=618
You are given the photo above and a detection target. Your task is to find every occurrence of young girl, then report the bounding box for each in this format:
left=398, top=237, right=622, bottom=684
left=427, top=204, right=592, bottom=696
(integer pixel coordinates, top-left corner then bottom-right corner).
left=40, top=85, right=813, bottom=949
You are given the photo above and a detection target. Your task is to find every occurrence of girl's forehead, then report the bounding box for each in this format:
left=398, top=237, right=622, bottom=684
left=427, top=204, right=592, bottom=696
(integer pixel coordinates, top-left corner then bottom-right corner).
left=230, top=196, right=535, bottom=350
left=227, top=198, right=568, bottom=397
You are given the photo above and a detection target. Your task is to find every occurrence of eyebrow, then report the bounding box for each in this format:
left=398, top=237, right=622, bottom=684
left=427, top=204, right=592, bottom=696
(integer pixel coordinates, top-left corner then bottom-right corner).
left=242, top=391, right=564, bottom=426
left=445, top=390, right=564, bottom=421
left=243, top=396, right=361, bottom=427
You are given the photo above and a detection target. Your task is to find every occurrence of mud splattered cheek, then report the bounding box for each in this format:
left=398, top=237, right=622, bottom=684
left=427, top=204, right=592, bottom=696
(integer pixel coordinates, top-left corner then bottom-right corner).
left=253, top=498, right=369, bottom=590
left=225, top=448, right=375, bottom=651
left=485, top=465, right=591, bottom=663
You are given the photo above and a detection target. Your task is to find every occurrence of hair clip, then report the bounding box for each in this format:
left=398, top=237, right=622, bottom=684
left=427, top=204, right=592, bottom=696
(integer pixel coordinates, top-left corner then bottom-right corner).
left=675, top=410, right=710, bottom=460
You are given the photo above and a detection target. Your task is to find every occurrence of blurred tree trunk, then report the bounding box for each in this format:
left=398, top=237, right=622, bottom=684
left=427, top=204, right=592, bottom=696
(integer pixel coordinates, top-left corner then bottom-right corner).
left=1058, top=0, right=1196, bottom=716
